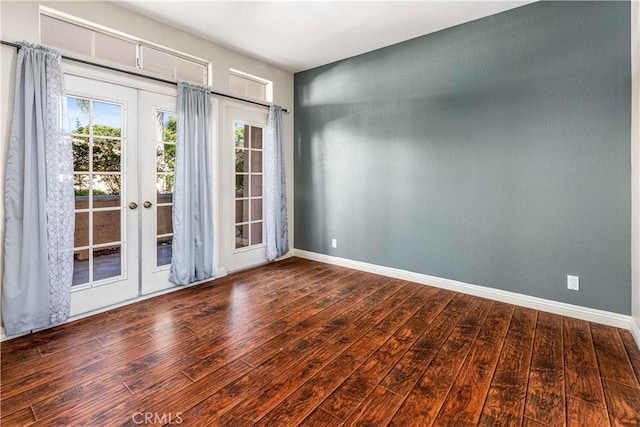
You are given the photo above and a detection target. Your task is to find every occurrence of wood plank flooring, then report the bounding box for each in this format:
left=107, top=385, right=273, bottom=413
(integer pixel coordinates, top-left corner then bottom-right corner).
left=1, top=257, right=639, bottom=426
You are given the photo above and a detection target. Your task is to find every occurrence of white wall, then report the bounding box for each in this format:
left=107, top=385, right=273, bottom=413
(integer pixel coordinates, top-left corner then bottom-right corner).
left=0, top=1, right=294, bottom=326
left=632, top=0, right=640, bottom=343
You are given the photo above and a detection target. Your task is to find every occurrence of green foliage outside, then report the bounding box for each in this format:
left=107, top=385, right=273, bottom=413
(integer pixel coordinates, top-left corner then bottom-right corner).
left=73, top=121, right=122, bottom=196
left=157, top=114, right=177, bottom=193
left=235, top=125, right=245, bottom=195
left=73, top=113, right=178, bottom=196
left=163, top=115, right=177, bottom=143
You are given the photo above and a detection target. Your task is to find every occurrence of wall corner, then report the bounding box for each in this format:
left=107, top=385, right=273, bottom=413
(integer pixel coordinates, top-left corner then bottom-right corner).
left=631, top=0, right=640, bottom=333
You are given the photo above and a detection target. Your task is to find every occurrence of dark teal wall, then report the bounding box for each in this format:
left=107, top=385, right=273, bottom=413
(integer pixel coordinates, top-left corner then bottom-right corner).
left=293, top=1, right=631, bottom=314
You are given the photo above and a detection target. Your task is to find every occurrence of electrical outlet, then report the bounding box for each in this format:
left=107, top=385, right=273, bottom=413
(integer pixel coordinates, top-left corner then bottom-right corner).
left=567, top=275, right=579, bottom=291
left=331, top=238, right=337, bottom=248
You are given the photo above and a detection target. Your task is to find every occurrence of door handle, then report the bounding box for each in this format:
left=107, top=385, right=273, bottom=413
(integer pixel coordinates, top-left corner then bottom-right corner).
left=129, top=202, right=138, bottom=210
left=143, top=201, right=152, bottom=208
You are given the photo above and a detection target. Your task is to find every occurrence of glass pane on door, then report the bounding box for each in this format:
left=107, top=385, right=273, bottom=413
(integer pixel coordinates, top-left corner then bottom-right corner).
left=234, top=123, right=264, bottom=250
left=69, top=96, right=125, bottom=286
left=155, top=111, right=176, bottom=267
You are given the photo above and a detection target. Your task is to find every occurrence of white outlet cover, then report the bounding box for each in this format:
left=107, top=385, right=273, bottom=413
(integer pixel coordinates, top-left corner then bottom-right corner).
left=567, top=275, right=579, bottom=291
left=331, top=239, right=337, bottom=248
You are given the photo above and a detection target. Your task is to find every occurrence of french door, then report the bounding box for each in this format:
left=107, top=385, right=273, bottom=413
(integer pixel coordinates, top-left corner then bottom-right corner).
left=139, top=91, right=177, bottom=294
left=66, top=75, right=176, bottom=315
left=225, top=104, right=268, bottom=272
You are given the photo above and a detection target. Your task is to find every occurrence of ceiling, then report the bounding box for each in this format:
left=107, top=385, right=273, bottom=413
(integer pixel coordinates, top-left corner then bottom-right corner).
left=119, top=1, right=535, bottom=73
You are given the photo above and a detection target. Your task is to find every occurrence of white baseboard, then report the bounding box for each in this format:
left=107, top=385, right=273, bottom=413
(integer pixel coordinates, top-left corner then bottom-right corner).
left=0, top=327, right=10, bottom=342
left=631, top=317, right=640, bottom=348
left=294, top=249, right=632, bottom=330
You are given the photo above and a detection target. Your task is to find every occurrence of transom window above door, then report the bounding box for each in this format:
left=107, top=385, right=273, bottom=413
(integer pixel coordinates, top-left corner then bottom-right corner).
left=40, top=8, right=210, bottom=86
left=229, top=69, right=273, bottom=103
left=235, top=123, right=264, bottom=250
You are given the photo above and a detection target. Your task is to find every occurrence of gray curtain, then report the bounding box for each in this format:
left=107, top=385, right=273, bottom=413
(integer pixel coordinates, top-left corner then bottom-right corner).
left=265, top=105, right=289, bottom=261
left=169, top=82, right=213, bottom=285
left=3, top=43, right=74, bottom=336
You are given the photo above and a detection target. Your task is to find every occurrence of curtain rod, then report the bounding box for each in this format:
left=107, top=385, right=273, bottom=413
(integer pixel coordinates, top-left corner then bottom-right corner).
left=1, top=40, right=290, bottom=113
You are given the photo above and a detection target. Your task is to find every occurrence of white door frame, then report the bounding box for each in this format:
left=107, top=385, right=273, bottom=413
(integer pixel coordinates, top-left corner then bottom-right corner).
left=221, top=101, right=268, bottom=273
left=64, top=64, right=219, bottom=316
left=139, top=90, right=177, bottom=295
left=65, top=74, right=139, bottom=316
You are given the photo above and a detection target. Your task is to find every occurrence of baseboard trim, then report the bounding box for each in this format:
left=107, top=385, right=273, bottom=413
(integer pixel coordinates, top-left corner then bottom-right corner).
left=0, top=327, right=18, bottom=342
left=631, top=317, right=640, bottom=348
left=294, top=249, right=632, bottom=330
